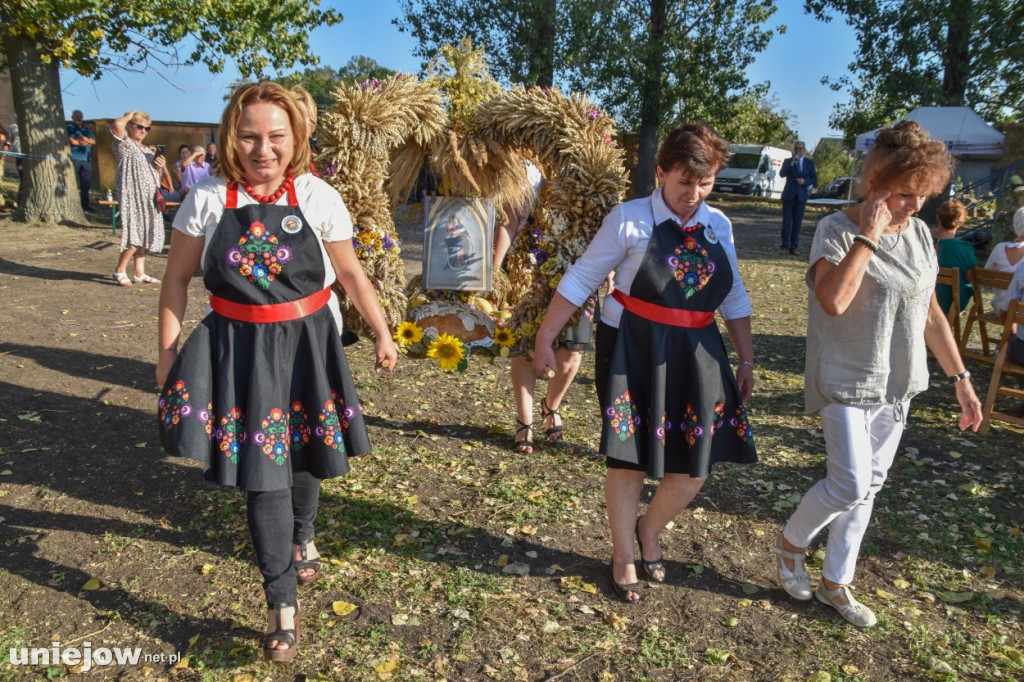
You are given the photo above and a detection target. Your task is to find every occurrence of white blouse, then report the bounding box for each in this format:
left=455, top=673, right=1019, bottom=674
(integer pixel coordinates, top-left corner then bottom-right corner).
left=556, top=188, right=753, bottom=328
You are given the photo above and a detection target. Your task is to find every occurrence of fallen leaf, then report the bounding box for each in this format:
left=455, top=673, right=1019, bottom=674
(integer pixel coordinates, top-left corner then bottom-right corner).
left=973, top=537, right=993, bottom=552
left=925, top=656, right=954, bottom=674
left=978, top=565, right=996, bottom=578
left=520, top=525, right=538, bottom=535
left=893, top=578, right=911, bottom=590
left=541, top=620, right=561, bottom=634
left=722, top=617, right=739, bottom=628
left=875, top=589, right=897, bottom=600
left=740, top=582, right=758, bottom=595
left=406, top=495, right=418, bottom=505
left=689, top=564, right=705, bottom=575
left=737, top=598, right=753, bottom=607
left=706, top=649, right=732, bottom=665
left=232, top=675, right=254, bottom=682
left=949, top=450, right=962, bottom=459
left=1005, top=648, right=1023, bottom=665
left=332, top=600, right=358, bottom=616
left=502, top=561, right=530, bottom=576
left=393, top=534, right=408, bottom=547
left=497, top=554, right=509, bottom=567
left=81, top=578, right=100, bottom=591
left=936, top=590, right=974, bottom=603
left=841, top=664, right=860, bottom=675
left=392, top=614, right=408, bottom=625
left=806, top=672, right=831, bottom=682
left=374, top=659, right=399, bottom=677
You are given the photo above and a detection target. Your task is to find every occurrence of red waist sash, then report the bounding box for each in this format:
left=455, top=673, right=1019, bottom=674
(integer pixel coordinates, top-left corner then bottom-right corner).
left=611, top=289, right=714, bottom=328
left=210, top=287, right=331, bottom=323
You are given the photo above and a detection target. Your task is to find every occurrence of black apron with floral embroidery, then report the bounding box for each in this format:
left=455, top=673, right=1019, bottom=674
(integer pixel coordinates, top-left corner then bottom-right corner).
left=158, top=182, right=369, bottom=491
left=602, top=217, right=756, bottom=478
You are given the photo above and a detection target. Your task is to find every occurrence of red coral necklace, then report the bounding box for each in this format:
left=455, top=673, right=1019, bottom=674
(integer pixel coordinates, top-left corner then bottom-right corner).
left=242, top=175, right=293, bottom=204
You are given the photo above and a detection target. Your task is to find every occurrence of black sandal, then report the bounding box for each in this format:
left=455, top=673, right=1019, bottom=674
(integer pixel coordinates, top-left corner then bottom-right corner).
left=263, top=600, right=300, bottom=662
left=295, top=541, right=321, bottom=587
left=609, top=566, right=641, bottom=604
left=514, top=419, right=534, bottom=453
left=635, top=516, right=666, bottom=583
left=541, top=398, right=564, bottom=441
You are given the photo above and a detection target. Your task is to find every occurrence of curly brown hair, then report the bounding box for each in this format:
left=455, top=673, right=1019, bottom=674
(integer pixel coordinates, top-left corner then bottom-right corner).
left=217, top=81, right=311, bottom=185
left=936, top=198, right=968, bottom=230
left=857, top=120, right=954, bottom=199
left=656, top=124, right=730, bottom=178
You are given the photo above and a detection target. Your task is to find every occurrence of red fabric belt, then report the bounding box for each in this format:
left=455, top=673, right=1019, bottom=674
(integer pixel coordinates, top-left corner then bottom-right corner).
left=611, top=289, right=714, bottom=328
left=210, top=288, right=331, bottom=323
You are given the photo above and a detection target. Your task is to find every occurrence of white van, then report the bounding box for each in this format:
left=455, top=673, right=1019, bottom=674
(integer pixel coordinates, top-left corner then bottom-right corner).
left=713, top=144, right=792, bottom=199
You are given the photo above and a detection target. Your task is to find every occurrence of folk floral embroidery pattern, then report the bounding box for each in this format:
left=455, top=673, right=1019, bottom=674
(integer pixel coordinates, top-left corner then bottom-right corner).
left=606, top=391, right=639, bottom=441
left=255, top=407, right=290, bottom=466
left=215, top=408, right=246, bottom=464
left=314, top=393, right=347, bottom=452
left=198, top=402, right=214, bottom=438
left=226, top=220, right=293, bottom=290
left=666, top=235, right=716, bottom=298
left=682, top=404, right=704, bottom=448
left=728, top=405, right=753, bottom=443
left=289, top=401, right=310, bottom=453
left=654, top=413, right=669, bottom=442
left=158, top=380, right=192, bottom=430
left=713, top=402, right=725, bottom=434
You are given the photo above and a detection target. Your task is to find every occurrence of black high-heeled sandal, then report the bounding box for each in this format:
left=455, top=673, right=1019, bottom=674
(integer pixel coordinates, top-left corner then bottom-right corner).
left=635, top=516, right=666, bottom=583
left=514, top=418, right=534, bottom=454
left=541, top=398, right=564, bottom=441
left=295, top=541, right=321, bottom=587
left=263, top=600, right=300, bottom=662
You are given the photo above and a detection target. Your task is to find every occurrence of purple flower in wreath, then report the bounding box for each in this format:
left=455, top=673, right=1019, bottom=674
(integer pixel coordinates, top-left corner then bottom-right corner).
left=588, top=108, right=601, bottom=121
left=324, top=162, right=338, bottom=177
left=535, top=251, right=549, bottom=265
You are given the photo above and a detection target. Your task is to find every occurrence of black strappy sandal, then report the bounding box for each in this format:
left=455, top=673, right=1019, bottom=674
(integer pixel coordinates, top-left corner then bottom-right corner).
left=609, top=565, right=641, bottom=604
left=263, top=600, right=300, bottom=662
left=295, top=541, right=321, bottom=587
left=635, top=516, right=666, bottom=583
left=514, top=419, right=534, bottom=454
left=541, top=398, right=564, bottom=441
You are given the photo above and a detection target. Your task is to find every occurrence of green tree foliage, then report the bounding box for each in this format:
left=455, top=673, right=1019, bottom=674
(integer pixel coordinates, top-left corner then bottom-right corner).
left=397, top=0, right=782, bottom=197
left=805, top=0, right=1024, bottom=144
left=718, top=93, right=794, bottom=148
left=0, top=0, right=340, bottom=224
left=268, top=58, right=396, bottom=111
left=573, top=0, right=782, bottom=196
left=810, top=138, right=854, bottom=188
left=395, top=0, right=559, bottom=88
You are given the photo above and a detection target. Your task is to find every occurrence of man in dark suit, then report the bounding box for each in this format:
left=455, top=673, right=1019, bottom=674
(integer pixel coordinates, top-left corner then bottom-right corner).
left=779, top=141, right=817, bottom=255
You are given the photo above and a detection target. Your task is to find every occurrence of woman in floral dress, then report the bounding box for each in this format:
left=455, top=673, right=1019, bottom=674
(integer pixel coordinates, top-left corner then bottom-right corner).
left=111, top=111, right=164, bottom=286
left=533, top=124, right=757, bottom=603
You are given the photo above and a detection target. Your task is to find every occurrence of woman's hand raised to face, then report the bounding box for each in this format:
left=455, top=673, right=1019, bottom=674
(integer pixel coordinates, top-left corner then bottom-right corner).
left=859, top=189, right=892, bottom=242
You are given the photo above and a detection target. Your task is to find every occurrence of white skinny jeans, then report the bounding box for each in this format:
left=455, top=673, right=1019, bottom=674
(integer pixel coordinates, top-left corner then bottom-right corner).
left=783, top=401, right=908, bottom=585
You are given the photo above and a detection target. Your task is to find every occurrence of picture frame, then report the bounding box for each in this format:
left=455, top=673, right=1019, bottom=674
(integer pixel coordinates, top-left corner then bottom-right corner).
left=422, top=196, right=494, bottom=291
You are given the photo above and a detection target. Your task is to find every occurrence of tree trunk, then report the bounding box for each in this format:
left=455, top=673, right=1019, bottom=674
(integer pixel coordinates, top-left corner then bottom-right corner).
left=941, top=0, right=970, bottom=105
left=2, top=32, right=85, bottom=224
left=632, top=0, right=666, bottom=198
left=532, top=0, right=557, bottom=88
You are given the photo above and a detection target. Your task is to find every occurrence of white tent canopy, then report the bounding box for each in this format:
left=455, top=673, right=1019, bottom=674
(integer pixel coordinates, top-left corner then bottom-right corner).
left=855, top=106, right=1004, bottom=156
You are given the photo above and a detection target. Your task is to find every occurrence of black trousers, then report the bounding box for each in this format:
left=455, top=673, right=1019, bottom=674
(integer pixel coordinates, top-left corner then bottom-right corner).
left=246, top=471, right=321, bottom=606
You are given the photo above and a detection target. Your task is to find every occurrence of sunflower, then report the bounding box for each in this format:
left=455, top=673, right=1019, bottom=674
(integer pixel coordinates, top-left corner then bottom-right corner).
left=426, top=333, right=466, bottom=371
left=394, top=321, right=424, bottom=346
left=493, top=327, right=516, bottom=347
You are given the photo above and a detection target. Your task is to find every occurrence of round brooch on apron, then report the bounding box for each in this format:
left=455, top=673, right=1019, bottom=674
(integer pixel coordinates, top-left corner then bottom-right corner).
left=703, top=225, right=719, bottom=244
left=281, top=215, right=303, bottom=234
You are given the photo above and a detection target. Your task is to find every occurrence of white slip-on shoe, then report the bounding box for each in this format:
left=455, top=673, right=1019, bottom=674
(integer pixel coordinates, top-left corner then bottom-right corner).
left=815, top=583, right=877, bottom=628
left=773, top=531, right=812, bottom=600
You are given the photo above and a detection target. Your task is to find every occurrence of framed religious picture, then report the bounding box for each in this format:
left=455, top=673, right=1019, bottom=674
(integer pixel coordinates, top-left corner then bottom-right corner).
left=422, top=196, right=494, bottom=291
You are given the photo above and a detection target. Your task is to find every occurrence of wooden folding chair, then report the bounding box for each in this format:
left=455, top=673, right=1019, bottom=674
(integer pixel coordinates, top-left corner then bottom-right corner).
left=982, top=299, right=1024, bottom=428
left=959, top=267, right=1014, bottom=363
left=935, top=266, right=961, bottom=341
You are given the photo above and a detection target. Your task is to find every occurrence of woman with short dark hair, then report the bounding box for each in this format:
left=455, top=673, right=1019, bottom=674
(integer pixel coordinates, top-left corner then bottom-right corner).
left=533, top=123, right=757, bottom=603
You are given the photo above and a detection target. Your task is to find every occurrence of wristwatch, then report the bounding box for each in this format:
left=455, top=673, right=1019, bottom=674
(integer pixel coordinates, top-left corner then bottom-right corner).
left=949, top=370, right=971, bottom=383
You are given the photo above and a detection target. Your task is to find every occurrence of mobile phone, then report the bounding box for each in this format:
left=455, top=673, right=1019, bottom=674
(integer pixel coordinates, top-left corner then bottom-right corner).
left=155, top=145, right=166, bottom=157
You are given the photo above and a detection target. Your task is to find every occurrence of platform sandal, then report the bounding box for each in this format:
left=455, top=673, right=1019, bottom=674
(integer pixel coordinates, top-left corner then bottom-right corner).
left=263, top=600, right=300, bottom=662
left=541, top=398, right=564, bottom=441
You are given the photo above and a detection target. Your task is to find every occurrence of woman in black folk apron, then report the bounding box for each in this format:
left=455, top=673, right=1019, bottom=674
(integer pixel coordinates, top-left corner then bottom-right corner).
left=157, top=82, right=398, bottom=661
left=533, top=124, right=756, bottom=603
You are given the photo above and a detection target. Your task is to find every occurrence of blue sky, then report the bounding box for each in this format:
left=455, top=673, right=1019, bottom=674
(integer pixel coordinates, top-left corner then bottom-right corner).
left=60, top=1, right=858, bottom=151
